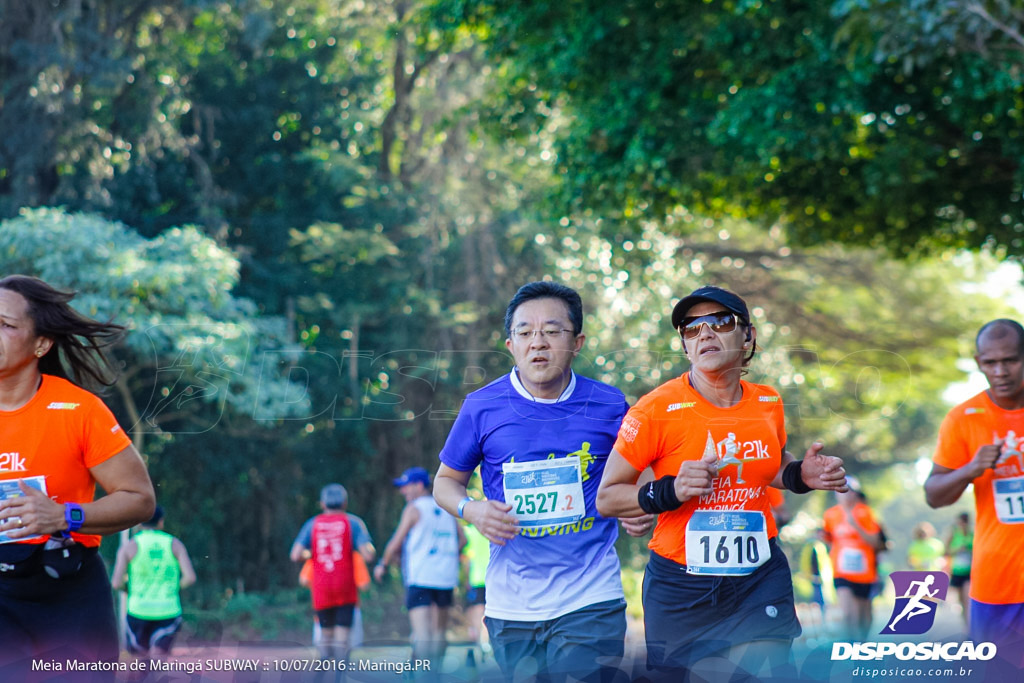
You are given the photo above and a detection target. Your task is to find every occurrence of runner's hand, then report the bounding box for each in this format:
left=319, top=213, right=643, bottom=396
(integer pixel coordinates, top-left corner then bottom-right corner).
left=674, top=449, right=717, bottom=503
left=620, top=513, right=655, bottom=537
left=462, top=499, right=518, bottom=546
left=970, top=439, right=1003, bottom=476
left=0, top=480, right=65, bottom=538
left=800, top=441, right=848, bottom=492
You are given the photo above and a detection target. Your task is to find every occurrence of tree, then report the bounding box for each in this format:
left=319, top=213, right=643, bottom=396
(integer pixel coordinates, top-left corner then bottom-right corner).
left=0, top=207, right=311, bottom=592
left=554, top=213, right=1009, bottom=471
left=441, top=0, right=1024, bottom=257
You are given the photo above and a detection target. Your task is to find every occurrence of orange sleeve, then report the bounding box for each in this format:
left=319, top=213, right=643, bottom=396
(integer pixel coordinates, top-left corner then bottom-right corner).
left=353, top=552, right=371, bottom=590
left=933, top=409, right=971, bottom=471
left=854, top=505, right=880, bottom=534
left=822, top=507, right=834, bottom=538
left=81, top=395, right=133, bottom=468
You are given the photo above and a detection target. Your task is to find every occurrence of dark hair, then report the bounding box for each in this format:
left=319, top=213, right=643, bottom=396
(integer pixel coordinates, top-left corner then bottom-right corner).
left=0, top=275, right=125, bottom=389
left=976, top=319, right=1024, bottom=355
left=503, top=281, right=583, bottom=338
left=143, top=505, right=165, bottom=527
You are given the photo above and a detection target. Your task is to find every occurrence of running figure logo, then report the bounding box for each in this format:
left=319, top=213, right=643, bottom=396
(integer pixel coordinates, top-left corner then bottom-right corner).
left=704, top=431, right=749, bottom=484
left=880, top=571, right=949, bottom=635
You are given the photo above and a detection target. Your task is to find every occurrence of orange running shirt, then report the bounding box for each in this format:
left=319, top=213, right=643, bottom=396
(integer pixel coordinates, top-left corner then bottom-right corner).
left=614, top=373, right=787, bottom=565
left=823, top=503, right=880, bottom=584
left=933, top=390, right=1024, bottom=604
left=0, top=375, right=132, bottom=547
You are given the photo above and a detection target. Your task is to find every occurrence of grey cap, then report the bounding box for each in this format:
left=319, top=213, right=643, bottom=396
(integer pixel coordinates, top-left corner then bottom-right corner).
left=320, top=483, right=348, bottom=509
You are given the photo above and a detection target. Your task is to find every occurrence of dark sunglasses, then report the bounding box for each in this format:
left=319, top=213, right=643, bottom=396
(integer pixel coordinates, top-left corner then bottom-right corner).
left=679, top=312, right=740, bottom=339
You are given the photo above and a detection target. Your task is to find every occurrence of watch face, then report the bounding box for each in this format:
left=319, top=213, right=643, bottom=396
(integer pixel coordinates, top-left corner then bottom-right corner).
left=70, top=509, right=84, bottom=522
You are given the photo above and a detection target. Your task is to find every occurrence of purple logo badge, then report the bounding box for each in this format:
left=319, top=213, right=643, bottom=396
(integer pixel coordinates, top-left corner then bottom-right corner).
left=880, top=571, right=949, bottom=635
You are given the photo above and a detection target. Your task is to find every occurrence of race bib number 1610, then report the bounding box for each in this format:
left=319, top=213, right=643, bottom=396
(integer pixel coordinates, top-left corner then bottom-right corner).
left=685, top=510, right=770, bottom=576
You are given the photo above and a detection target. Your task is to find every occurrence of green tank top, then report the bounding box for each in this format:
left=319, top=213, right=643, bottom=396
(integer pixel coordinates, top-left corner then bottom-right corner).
left=464, top=524, right=489, bottom=588
left=127, top=529, right=182, bottom=619
left=949, top=526, right=973, bottom=576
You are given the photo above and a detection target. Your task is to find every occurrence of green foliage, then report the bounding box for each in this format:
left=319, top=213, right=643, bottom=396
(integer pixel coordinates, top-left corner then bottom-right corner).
left=448, top=0, right=1024, bottom=257
left=0, top=208, right=308, bottom=432
left=556, top=215, right=1011, bottom=476
left=3, top=0, right=1022, bottom=644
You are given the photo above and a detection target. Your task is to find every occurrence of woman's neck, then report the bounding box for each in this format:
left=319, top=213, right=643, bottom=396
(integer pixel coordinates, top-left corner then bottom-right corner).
left=0, top=369, right=43, bottom=412
left=689, top=368, right=743, bottom=408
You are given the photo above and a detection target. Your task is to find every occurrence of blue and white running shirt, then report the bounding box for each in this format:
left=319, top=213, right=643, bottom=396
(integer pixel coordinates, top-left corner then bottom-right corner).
left=439, top=370, right=628, bottom=621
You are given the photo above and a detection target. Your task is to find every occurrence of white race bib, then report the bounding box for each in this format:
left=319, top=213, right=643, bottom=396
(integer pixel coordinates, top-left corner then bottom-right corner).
left=837, top=546, right=868, bottom=574
left=994, top=476, right=1024, bottom=524
left=502, top=457, right=585, bottom=528
left=685, top=510, right=770, bottom=576
left=0, top=476, right=48, bottom=544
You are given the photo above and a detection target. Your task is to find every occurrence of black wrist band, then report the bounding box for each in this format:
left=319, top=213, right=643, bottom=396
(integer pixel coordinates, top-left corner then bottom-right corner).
left=782, top=460, right=812, bottom=494
left=638, top=475, right=684, bottom=514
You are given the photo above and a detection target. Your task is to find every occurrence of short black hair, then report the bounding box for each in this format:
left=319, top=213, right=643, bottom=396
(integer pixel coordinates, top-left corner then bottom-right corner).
left=504, top=281, right=583, bottom=338
left=976, top=319, right=1024, bottom=355
left=143, top=505, right=164, bottom=527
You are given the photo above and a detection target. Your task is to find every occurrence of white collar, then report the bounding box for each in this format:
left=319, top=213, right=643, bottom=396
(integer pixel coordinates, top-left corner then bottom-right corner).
left=509, top=369, right=577, bottom=403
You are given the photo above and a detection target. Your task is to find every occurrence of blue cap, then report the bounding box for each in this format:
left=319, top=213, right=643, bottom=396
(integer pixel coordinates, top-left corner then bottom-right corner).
left=671, top=285, right=750, bottom=330
left=393, top=467, right=430, bottom=487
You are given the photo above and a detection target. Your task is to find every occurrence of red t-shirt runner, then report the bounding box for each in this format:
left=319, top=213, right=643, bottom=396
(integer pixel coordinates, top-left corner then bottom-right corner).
left=311, top=513, right=358, bottom=610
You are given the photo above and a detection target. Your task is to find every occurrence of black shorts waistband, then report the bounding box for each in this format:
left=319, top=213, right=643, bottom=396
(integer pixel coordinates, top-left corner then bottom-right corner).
left=0, top=541, right=96, bottom=579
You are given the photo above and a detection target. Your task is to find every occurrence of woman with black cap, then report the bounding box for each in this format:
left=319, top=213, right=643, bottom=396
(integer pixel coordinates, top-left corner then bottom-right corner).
left=597, top=284, right=848, bottom=681
left=823, top=475, right=886, bottom=640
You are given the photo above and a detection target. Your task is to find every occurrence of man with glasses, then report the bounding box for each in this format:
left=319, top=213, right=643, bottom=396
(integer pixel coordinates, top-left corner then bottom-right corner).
left=433, top=281, right=648, bottom=682
left=596, top=285, right=847, bottom=681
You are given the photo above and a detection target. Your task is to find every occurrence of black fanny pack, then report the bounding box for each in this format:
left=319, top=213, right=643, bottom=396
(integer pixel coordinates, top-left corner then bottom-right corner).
left=0, top=539, right=93, bottom=579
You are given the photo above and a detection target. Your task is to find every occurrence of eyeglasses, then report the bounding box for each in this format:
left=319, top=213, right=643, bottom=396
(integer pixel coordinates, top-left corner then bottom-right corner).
left=511, top=328, right=575, bottom=342
left=679, top=312, right=740, bottom=339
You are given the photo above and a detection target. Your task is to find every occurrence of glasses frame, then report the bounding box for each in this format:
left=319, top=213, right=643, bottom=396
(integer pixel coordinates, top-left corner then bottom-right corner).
left=511, top=327, right=576, bottom=342
left=678, top=312, right=741, bottom=340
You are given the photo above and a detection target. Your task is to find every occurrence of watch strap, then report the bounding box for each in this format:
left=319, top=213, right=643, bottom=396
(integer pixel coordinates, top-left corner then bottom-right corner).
left=62, top=502, right=84, bottom=539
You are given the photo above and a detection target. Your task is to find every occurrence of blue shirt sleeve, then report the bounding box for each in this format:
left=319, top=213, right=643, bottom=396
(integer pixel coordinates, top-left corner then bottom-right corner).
left=347, top=513, right=372, bottom=549
left=293, top=517, right=315, bottom=549
left=438, top=404, right=484, bottom=472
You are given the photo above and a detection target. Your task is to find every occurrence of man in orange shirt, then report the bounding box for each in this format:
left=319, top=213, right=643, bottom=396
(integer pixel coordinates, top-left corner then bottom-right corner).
left=926, top=319, right=1024, bottom=665
left=822, top=477, right=883, bottom=640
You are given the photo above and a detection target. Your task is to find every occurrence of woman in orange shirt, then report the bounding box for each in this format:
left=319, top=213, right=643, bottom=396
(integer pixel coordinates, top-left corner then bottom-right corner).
left=0, top=275, right=155, bottom=673
left=597, top=285, right=848, bottom=681
left=823, top=476, right=884, bottom=640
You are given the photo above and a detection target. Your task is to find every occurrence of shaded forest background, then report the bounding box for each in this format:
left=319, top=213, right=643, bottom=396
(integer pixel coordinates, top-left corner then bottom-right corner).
left=1, top=0, right=1022, bottom=642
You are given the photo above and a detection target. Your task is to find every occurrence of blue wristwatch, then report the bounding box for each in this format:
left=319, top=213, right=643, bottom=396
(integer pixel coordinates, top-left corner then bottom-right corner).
left=63, top=503, right=84, bottom=539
